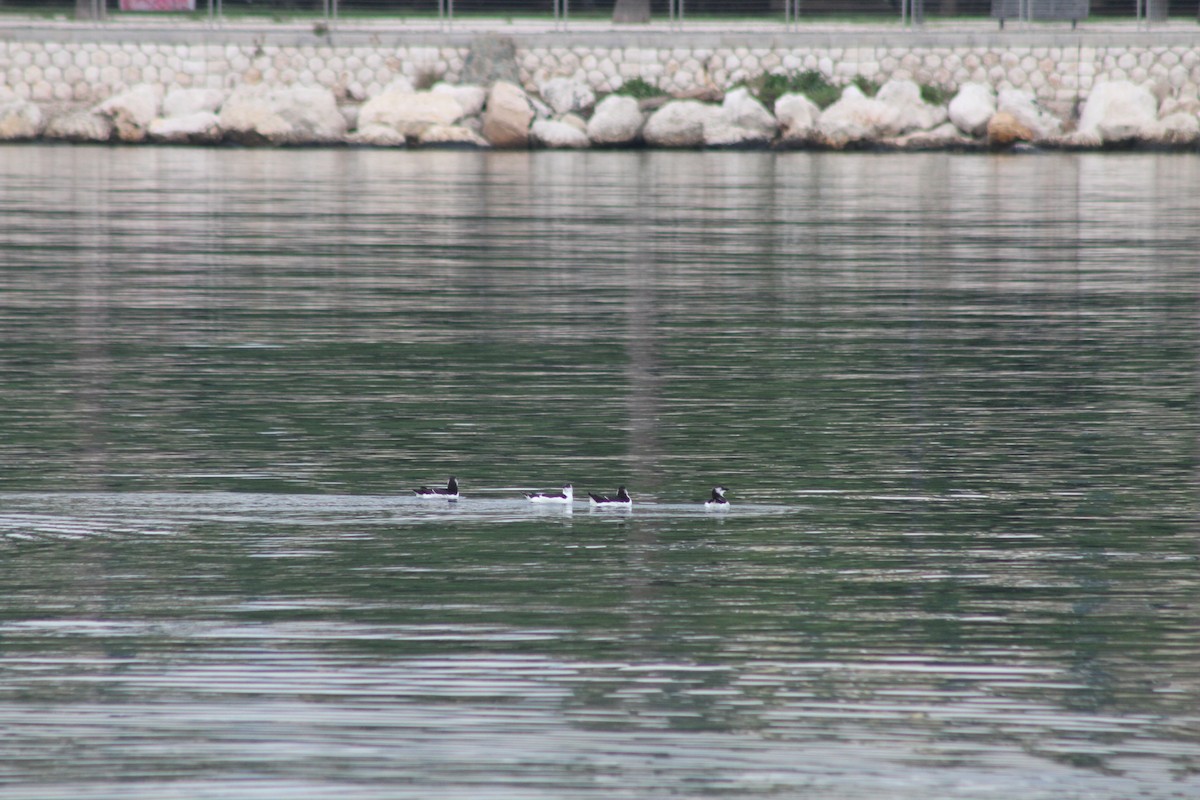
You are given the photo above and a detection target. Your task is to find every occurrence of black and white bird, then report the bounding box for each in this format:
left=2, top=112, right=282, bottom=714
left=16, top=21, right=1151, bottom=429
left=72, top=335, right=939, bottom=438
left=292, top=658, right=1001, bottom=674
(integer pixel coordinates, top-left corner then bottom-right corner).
left=525, top=484, right=573, bottom=504
left=704, top=486, right=730, bottom=510
left=588, top=485, right=632, bottom=508
left=414, top=476, right=459, bottom=500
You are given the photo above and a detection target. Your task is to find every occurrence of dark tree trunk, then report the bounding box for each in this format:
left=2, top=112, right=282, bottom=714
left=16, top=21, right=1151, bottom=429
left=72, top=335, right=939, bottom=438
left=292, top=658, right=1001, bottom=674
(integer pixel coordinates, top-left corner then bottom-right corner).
left=76, top=0, right=102, bottom=19
left=613, top=0, right=651, bottom=23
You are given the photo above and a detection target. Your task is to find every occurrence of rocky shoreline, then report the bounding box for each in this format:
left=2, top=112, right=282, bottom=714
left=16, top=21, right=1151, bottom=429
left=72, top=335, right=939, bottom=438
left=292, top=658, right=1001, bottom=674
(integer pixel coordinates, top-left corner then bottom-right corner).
left=2, top=73, right=1197, bottom=151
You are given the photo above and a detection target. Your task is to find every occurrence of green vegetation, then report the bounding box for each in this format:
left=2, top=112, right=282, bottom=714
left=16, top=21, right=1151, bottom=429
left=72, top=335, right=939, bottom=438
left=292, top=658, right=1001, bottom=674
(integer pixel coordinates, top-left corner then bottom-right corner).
left=614, top=77, right=666, bottom=100
left=749, top=70, right=841, bottom=110
left=850, top=75, right=880, bottom=97
left=920, top=83, right=954, bottom=107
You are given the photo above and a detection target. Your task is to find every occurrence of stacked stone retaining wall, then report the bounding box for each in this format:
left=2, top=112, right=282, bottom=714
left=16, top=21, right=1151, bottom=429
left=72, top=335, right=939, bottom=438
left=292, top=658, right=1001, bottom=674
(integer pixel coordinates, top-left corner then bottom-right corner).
left=3, top=27, right=1200, bottom=119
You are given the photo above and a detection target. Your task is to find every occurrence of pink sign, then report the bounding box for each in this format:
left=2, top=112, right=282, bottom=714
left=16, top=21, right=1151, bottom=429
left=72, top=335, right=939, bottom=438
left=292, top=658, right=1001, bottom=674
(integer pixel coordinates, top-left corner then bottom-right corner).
left=120, top=0, right=196, bottom=9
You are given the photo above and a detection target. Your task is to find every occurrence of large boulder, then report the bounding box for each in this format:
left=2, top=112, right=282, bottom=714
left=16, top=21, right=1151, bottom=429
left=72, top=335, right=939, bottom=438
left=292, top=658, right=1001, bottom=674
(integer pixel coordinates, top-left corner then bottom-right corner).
left=431, top=82, right=487, bottom=117
left=703, top=87, right=776, bottom=146
left=774, top=92, right=820, bottom=144
left=481, top=81, right=535, bottom=148
left=148, top=111, right=222, bottom=144
left=418, top=124, right=489, bottom=147
left=1150, top=111, right=1200, bottom=145
left=875, top=79, right=946, bottom=134
left=894, top=121, right=976, bottom=150
left=997, top=88, right=1061, bottom=140
left=642, top=100, right=716, bottom=147
left=586, top=94, right=643, bottom=145
left=44, top=109, right=113, bottom=142
left=358, top=87, right=464, bottom=138
left=531, top=118, right=590, bottom=148
left=1074, top=80, right=1158, bottom=144
left=95, top=83, right=161, bottom=142
left=347, top=124, right=407, bottom=146
left=948, top=82, right=996, bottom=137
left=219, top=84, right=346, bottom=145
left=0, top=91, right=45, bottom=140
left=538, top=77, right=595, bottom=116
left=163, top=87, right=225, bottom=118
left=816, top=85, right=898, bottom=148
left=986, top=111, right=1034, bottom=146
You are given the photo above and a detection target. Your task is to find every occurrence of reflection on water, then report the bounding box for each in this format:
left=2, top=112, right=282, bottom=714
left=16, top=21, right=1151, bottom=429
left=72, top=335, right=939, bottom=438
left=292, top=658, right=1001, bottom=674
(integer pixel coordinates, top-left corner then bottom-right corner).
left=0, top=146, right=1197, bottom=799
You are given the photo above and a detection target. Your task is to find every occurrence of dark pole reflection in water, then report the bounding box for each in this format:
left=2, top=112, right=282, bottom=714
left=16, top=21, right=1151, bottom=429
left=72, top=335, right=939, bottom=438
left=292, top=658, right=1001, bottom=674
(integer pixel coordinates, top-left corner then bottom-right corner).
left=0, top=146, right=1198, bottom=799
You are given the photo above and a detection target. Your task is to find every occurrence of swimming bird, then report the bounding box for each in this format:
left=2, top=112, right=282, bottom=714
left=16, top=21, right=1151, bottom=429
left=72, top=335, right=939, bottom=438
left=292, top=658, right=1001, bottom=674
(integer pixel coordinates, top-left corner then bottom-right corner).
left=705, top=486, right=730, bottom=510
left=588, top=485, right=632, bottom=507
left=525, top=484, right=573, bottom=504
left=414, top=476, right=459, bottom=500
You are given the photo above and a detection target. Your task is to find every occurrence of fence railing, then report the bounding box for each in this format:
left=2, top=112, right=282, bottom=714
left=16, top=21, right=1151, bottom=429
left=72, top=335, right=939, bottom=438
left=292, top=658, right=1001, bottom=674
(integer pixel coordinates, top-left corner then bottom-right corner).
left=15, top=0, right=1192, bottom=29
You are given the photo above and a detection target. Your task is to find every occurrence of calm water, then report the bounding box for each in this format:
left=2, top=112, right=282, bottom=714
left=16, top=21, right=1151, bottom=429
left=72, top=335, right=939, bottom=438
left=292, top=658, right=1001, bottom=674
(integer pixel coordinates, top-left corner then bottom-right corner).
left=0, top=145, right=1197, bottom=799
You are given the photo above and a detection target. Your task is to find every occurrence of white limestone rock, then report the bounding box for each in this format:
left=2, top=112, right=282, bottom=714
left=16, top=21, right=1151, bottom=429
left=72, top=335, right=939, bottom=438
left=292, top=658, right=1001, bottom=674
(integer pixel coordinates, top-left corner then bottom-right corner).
left=163, top=87, right=226, bottom=118
left=147, top=111, right=222, bottom=144
left=0, top=93, right=45, bottom=140
left=586, top=94, right=643, bottom=145
left=219, top=84, right=347, bottom=145
left=95, top=83, right=161, bottom=142
left=642, top=100, right=717, bottom=147
left=997, top=88, right=1062, bottom=140
left=44, top=109, right=113, bottom=142
left=702, top=87, right=776, bottom=146
left=346, top=123, right=407, bottom=147
left=531, top=118, right=590, bottom=148
left=481, top=81, right=535, bottom=148
left=359, top=88, right=464, bottom=138
left=875, top=78, right=946, bottom=134
left=431, top=82, right=487, bottom=117
left=893, top=121, right=976, bottom=149
left=1149, top=111, right=1200, bottom=144
left=1159, top=94, right=1200, bottom=118
left=774, top=92, right=820, bottom=143
left=948, top=82, right=996, bottom=137
left=418, top=124, right=490, bottom=147
left=538, top=76, right=596, bottom=116
left=558, top=113, right=587, bottom=134
left=1075, top=80, right=1158, bottom=143
left=816, top=85, right=898, bottom=148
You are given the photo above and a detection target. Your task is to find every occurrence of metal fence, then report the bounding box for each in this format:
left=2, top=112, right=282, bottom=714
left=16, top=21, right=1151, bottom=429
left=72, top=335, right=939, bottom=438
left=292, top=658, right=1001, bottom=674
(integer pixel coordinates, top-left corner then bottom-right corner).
left=14, top=0, right=1195, bottom=27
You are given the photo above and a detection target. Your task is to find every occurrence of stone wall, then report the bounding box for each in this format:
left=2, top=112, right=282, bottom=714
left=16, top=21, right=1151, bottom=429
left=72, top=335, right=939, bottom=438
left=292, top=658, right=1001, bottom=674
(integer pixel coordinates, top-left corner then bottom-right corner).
left=3, top=29, right=1200, bottom=119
